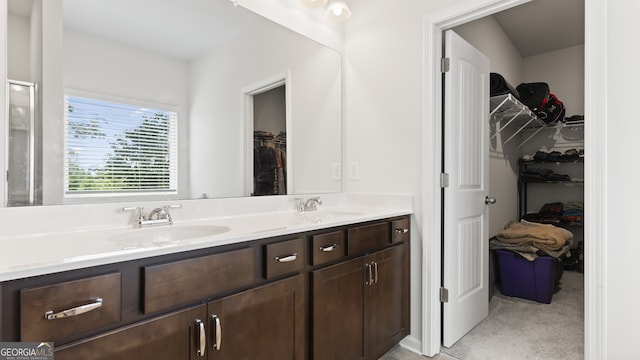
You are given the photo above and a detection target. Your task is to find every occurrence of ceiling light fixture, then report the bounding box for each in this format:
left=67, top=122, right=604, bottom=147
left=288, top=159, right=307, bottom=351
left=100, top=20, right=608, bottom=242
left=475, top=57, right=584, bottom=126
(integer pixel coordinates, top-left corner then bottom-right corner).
left=325, top=0, right=352, bottom=22
left=299, top=0, right=328, bottom=8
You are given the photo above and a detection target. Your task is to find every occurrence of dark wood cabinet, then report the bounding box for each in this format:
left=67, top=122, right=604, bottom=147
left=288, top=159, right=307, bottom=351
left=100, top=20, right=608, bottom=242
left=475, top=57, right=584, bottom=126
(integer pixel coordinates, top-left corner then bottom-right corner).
left=365, top=244, right=410, bottom=360
left=208, top=274, right=304, bottom=360
left=55, top=275, right=304, bottom=360
left=55, top=304, right=208, bottom=360
left=312, top=256, right=365, bottom=360
left=312, top=242, right=409, bottom=360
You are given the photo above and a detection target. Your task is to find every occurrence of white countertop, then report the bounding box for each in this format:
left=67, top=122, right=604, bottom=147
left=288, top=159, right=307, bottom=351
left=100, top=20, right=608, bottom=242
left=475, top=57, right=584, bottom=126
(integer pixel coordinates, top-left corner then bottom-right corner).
left=0, top=194, right=412, bottom=282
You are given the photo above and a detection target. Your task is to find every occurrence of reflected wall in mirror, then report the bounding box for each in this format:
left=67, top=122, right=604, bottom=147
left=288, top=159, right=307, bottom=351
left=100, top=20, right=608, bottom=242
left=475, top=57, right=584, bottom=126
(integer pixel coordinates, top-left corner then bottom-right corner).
left=4, top=0, right=342, bottom=207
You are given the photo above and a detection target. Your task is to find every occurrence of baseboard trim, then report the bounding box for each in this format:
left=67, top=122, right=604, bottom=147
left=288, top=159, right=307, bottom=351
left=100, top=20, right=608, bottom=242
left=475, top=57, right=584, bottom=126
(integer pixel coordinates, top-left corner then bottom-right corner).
left=399, top=335, right=423, bottom=355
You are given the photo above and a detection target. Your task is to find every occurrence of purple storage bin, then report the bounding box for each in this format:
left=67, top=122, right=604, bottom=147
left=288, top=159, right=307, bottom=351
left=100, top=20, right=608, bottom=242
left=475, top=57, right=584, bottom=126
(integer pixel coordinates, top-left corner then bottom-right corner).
left=495, top=249, right=559, bottom=304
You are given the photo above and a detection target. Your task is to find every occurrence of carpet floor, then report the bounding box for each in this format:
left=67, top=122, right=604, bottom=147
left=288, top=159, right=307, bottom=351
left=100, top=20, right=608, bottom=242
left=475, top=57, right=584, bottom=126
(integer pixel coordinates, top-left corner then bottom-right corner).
left=441, top=270, right=584, bottom=360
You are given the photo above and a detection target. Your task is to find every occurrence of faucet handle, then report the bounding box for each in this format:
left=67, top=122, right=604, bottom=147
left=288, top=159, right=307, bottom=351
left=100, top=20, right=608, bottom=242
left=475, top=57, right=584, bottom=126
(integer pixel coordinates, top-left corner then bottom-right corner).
left=122, top=206, right=145, bottom=226
left=122, top=206, right=144, bottom=216
left=293, top=198, right=305, bottom=212
left=163, top=204, right=182, bottom=224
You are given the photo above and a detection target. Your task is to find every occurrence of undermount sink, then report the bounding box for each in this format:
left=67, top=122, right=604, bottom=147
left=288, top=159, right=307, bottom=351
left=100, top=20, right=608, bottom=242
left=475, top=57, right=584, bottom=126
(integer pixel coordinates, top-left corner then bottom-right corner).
left=109, top=225, right=231, bottom=247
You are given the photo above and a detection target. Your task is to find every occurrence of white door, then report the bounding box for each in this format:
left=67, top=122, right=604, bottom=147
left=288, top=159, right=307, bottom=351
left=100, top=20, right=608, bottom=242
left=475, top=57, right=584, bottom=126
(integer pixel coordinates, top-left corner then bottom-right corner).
left=442, top=30, right=491, bottom=347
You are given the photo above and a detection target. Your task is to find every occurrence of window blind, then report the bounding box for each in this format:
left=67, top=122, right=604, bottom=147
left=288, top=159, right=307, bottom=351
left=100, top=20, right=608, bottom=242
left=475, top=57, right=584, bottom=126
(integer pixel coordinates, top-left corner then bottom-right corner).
left=64, top=95, right=178, bottom=194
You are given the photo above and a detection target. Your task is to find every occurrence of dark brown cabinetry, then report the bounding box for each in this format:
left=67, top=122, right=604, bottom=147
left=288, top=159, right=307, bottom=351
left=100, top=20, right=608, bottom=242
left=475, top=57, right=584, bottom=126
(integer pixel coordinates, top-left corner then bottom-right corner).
left=1, top=215, right=410, bottom=360
left=208, top=274, right=304, bottom=360
left=312, top=223, right=410, bottom=360
left=55, top=275, right=304, bottom=360
left=55, top=304, right=207, bottom=360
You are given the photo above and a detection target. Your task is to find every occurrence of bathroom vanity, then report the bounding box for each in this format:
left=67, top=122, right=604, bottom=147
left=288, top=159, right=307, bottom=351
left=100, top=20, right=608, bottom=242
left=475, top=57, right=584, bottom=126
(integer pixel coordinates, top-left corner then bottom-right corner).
left=0, top=204, right=410, bottom=360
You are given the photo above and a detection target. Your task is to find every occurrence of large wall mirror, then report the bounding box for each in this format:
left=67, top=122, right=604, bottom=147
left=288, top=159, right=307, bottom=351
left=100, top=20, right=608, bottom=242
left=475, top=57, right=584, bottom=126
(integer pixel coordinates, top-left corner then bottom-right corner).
left=5, top=0, right=342, bottom=207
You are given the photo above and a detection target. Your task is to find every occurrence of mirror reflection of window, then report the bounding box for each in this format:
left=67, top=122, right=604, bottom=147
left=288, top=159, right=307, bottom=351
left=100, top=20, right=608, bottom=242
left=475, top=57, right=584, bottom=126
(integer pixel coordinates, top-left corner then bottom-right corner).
left=253, top=85, right=286, bottom=196
left=63, top=93, right=178, bottom=196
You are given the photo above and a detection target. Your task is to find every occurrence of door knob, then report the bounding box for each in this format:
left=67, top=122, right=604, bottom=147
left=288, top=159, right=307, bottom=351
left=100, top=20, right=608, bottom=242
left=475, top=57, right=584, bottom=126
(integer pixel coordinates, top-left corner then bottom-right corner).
left=485, top=196, right=496, bottom=205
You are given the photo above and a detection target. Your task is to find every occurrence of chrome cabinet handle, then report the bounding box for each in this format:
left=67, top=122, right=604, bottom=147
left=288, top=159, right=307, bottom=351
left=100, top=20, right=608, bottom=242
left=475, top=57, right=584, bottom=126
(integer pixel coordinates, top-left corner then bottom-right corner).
left=373, top=262, right=379, bottom=284
left=195, top=319, right=205, bottom=357
left=211, top=314, right=222, bottom=351
left=275, top=253, right=298, bottom=263
left=395, top=228, right=409, bottom=234
left=364, top=263, right=372, bottom=285
left=45, top=298, right=103, bottom=320
left=319, top=244, right=338, bottom=252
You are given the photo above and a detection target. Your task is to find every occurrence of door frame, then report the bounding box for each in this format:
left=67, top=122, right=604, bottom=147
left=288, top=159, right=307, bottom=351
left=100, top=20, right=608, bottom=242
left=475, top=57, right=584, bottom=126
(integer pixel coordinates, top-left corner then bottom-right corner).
left=421, top=0, right=605, bottom=358
left=241, top=72, right=292, bottom=196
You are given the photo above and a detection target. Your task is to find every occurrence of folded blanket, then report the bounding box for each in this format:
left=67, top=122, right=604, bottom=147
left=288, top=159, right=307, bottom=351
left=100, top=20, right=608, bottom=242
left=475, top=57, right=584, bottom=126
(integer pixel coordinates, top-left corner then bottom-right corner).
left=489, top=238, right=571, bottom=261
left=490, top=72, right=519, bottom=98
left=495, top=220, right=573, bottom=251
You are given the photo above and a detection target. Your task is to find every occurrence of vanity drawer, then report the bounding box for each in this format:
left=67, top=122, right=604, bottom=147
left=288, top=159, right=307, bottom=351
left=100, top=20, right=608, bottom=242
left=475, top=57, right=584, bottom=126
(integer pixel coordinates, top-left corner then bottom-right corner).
left=311, top=230, right=345, bottom=266
left=144, top=247, right=254, bottom=314
left=391, top=217, right=410, bottom=243
left=21, top=272, right=122, bottom=343
left=347, top=222, right=390, bottom=255
left=264, top=238, right=304, bottom=279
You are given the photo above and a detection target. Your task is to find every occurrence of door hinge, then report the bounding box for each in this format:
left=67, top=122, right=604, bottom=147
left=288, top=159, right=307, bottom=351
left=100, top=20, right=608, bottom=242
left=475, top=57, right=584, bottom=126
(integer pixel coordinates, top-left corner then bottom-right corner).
left=440, top=287, right=449, bottom=303
left=440, top=173, right=449, bottom=188
left=441, top=58, right=450, bottom=73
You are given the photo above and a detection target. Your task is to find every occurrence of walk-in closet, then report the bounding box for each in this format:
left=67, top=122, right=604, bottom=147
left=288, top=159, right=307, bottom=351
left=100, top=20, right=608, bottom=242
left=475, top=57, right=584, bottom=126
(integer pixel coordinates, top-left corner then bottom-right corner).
left=442, top=0, right=585, bottom=358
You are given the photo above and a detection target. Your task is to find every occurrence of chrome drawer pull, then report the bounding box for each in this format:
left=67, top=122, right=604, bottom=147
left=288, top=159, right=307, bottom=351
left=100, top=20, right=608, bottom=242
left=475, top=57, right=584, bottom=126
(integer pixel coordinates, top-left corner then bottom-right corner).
left=365, top=263, right=373, bottom=285
left=319, top=244, right=338, bottom=252
left=373, top=262, right=379, bottom=284
left=395, top=228, right=409, bottom=234
left=211, top=314, right=222, bottom=351
left=44, top=298, right=103, bottom=320
left=196, top=319, right=206, bottom=357
left=275, top=253, right=298, bottom=263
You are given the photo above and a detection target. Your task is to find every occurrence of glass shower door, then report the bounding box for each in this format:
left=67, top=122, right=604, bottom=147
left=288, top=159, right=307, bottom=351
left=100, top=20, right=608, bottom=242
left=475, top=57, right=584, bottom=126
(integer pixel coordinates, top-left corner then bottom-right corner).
left=6, top=80, right=35, bottom=206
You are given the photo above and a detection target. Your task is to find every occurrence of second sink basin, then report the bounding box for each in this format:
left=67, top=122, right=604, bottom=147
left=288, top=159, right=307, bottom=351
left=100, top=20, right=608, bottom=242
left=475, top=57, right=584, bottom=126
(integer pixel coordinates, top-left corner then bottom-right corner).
left=109, top=225, right=231, bottom=247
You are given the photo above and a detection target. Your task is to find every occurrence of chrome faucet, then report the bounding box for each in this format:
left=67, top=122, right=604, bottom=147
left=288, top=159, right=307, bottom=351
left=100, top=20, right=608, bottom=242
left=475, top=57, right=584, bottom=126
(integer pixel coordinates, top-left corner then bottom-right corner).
left=123, top=204, right=182, bottom=227
left=294, top=197, right=322, bottom=212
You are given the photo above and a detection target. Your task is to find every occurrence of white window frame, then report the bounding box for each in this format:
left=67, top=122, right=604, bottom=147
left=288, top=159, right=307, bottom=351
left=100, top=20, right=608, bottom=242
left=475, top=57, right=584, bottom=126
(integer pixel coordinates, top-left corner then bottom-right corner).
left=63, top=89, right=179, bottom=200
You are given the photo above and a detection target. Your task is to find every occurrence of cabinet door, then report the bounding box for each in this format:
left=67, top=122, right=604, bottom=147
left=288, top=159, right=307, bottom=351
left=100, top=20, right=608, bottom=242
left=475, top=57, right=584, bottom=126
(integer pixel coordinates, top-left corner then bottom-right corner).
left=365, top=243, right=409, bottom=360
left=55, top=304, right=208, bottom=360
left=312, top=257, right=365, bottom=360
left=207, top=275, right=304, bottom=360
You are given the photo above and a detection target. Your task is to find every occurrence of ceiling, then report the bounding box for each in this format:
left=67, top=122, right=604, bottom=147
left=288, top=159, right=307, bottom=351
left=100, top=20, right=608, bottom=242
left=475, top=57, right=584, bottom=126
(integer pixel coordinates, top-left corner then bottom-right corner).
left=493, top=0, right=585, bottom=57
left=9, top=0, right=259, bottom=61
left=9, top=0, right=584, bottom=60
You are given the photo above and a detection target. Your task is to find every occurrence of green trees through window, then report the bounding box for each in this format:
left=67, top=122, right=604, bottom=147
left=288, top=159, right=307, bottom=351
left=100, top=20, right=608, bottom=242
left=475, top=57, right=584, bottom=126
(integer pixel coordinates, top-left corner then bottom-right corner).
left=65, top=95, right=177, bottom=194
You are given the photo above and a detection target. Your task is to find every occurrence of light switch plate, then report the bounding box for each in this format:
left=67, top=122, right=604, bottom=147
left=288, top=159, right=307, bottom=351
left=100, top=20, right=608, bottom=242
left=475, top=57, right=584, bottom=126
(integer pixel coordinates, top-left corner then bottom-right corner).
left=332, top=163, right=342, bottom=180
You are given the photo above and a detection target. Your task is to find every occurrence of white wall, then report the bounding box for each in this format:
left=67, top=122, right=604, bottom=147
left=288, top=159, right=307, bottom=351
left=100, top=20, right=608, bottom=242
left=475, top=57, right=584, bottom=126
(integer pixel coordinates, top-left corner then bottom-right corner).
left=454, top=16, right=524, bottom=236
left=344, top=0, right=432, bottom=349
left=63, top=29, right=191, bottom=203
left=7, top=13, right=30, bottom=81
left=523, top=45, right=585, bottom=117
left=189, top=20, right=341, bottom=198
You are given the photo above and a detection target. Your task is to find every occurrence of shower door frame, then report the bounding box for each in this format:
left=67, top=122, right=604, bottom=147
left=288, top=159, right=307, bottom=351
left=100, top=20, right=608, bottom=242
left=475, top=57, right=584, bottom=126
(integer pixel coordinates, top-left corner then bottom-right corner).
left=6, top=79, right=36, bottom=207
